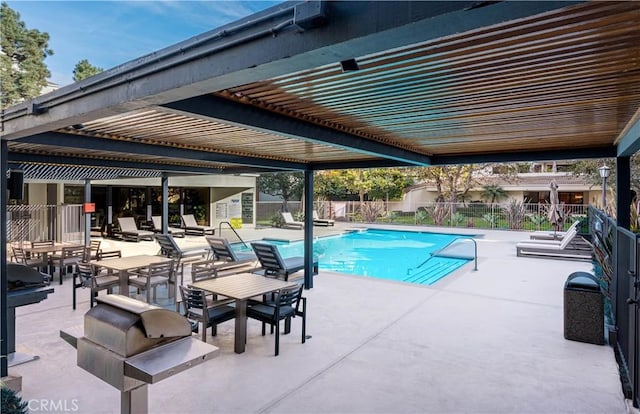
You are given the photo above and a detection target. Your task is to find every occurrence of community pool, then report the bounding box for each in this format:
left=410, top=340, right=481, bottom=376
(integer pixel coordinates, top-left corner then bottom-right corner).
left=240, top=229, right=475, bottom=285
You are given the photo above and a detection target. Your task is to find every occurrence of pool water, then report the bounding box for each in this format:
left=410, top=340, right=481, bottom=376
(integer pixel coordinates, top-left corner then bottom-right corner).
left=239, top=229, right=474, bottom=285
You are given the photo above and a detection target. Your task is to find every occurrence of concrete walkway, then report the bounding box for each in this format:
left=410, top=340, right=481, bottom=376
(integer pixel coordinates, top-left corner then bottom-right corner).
left=9, top=224, right=629, bottom=413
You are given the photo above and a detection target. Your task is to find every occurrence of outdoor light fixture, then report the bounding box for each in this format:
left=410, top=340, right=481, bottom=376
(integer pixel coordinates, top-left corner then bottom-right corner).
left=599, top=164, right=611, bottom=208
left=340, top=58, right=360, bottom=72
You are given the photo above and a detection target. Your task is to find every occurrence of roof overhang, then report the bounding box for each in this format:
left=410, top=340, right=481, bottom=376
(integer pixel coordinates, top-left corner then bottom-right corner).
left=1, top=1, right=639, bottom=180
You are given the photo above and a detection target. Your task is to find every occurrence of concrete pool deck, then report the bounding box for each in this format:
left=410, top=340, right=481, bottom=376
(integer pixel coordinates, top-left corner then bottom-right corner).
left=8, top=223, right=634, bottom=413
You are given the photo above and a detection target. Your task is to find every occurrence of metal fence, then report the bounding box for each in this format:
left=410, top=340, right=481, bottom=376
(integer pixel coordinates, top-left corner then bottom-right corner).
left=257, top=201, right=588, bottom=232
left=6, top=204, right=84, bottom=245
left=591, top=206, right=639, bottom=408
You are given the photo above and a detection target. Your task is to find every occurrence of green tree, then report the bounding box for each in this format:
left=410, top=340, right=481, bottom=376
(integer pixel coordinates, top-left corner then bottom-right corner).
left=258, top=172, right=304, bottom=211
left=412, top=165, right=477, bottom=203
left=73, top=59, right=103, bottom=81
left=314, top=168, right=413, bottom=202
left=0, top=1, right=53, bottom=108
left=481, top=184, right=508, bottom=203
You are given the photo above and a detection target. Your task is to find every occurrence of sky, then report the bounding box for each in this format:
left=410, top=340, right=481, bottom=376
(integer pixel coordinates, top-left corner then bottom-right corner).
left=6, top=1, right=281, bottom=86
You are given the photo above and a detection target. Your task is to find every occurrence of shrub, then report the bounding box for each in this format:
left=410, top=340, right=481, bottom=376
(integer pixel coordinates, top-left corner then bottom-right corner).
left=1, top=387, right=28, bottom=414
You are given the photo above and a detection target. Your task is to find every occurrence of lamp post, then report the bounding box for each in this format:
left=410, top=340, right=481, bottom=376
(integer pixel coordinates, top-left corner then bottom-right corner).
left=599, top=164, right=611, bottom=208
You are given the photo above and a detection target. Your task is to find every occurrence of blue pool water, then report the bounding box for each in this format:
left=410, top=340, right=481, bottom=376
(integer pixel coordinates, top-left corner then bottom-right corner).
left=239, top=229, right=474, bottom=285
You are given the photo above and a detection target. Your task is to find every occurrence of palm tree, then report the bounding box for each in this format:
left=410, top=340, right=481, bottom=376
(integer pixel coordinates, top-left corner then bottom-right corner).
left=481, top=185, right=508, bottom=203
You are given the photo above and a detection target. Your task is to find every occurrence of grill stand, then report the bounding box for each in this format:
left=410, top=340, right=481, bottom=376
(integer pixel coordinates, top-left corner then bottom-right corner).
left=60, top=295, right=219, bottom=414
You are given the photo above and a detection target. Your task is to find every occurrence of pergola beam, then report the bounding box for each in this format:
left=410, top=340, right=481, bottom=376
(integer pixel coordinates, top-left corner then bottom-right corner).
left=16, top=132, right=307, bottom=171
left=162, top=95, right=431, bottom=166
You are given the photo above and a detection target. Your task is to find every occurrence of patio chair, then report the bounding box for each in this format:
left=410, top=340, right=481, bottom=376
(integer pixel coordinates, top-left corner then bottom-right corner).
left=312, top=210, right=335, bottom=226
left=250, top=242, right=318, bottom=281
left=516, top=227, right=591, bottom=261
left=180, top=214, right=215, bottom=236
left=128, top=260, right=177, bottom=304
left=116, top=217, right=155, bottom=242
left=151, top=216, right=186, bottom=238
left=179, top=285, right=236, bottom=342
left=280, top=212, right=304, bottom=229
left=246, top=283, right=307, bottom=356
left=12, top=246, right=45, bottom=269
left=50, top=245, right=86, bottom=285
left=529, top=220, right=580, bottom=241
left=72, top=261, right=118, bottom=310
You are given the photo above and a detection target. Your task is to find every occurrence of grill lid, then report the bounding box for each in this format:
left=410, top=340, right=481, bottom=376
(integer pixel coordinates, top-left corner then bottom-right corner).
left=7, top=263, right=49, bottom=288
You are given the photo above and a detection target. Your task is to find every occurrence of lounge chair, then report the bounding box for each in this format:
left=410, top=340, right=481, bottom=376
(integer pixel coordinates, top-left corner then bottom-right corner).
left=151, top=216, right=186, bottom=238
left=181, top=214, right=215, bottom=236
left=280, top=212, right=304, bottom=229
left=155, top=233, right=210, bottom=289
left=116, top=217, right=155, bottom=242
left=312, top=210, right=335, bottom=226
left=206, top=236, right=256, bottom=263
left=251, top=242, right=318, bottom=281
left=529, top=220, right=580, bottom=241
left=516, top=227, right=591, bottom=261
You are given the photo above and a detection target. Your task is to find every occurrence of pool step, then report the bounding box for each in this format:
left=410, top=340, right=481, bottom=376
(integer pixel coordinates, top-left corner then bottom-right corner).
left=404, top=257, right=468, bottom=285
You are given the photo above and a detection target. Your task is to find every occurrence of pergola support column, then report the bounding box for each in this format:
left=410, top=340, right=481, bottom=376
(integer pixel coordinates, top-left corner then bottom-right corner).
left=616, top=156, right=631, bottom=229
left=304, top=170, right=314, bottom=289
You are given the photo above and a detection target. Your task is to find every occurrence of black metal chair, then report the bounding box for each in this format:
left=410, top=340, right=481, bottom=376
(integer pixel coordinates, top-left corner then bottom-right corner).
left=246, top=283, right=306, bottom=356
left=250, top=242, right=318, bottom=281
left=179, top=285, right=235, bottom=342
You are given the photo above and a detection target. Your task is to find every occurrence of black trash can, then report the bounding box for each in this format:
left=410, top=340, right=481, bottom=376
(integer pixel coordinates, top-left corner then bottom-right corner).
left=564, top=272, right=604, bottom=345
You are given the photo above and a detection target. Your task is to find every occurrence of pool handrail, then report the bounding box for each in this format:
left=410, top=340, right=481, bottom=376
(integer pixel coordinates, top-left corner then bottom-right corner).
left=417, top=237, right=478, bottom=271
left=217, top=221, right=249, bottom=248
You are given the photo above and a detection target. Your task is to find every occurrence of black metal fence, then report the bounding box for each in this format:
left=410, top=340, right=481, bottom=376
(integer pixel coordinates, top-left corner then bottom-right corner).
left=590, top=206, right=639, bottom=408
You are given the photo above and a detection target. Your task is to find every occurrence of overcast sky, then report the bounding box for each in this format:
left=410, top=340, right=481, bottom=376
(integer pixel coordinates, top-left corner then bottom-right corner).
left=7, top=1, right=280, bottom=86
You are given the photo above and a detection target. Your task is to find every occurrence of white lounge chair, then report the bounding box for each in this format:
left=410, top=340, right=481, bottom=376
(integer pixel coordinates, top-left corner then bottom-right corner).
left=116, top=217, right=154, bottom=242
left=280, top=212, right=304, bottom=229
left=529, top=220, right=580, bottom=241
left=312, top=210, right=335, bottom=226
left=516, top=227, right=591, bottom=261
left=181, top=214, right=215, bottom=236
left=151, top=216, right=185, bottom=238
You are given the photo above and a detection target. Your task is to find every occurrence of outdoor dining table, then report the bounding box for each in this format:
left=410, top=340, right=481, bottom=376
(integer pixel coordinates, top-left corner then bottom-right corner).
left=90, top=254, right=174, bottom=296
left=191, top=273, right=298, bottom=354
left=22, top=242, right=84, bottom=273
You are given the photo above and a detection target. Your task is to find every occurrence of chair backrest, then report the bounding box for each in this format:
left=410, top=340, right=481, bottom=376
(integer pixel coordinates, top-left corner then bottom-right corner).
left=90, top=239, right=101, bottom=257
left=98, top=250, right=122, bottom=260
left=12, top=247, right=30, bottom=264
left=117, top=217, right=139, bottom=232
left=558, top=226, right=578, bottom=249
left=312, top=210, right=320, bottom=220
left=63, top=245, right=86, bottom=259
left=179, top=285, right=207, bottom=316
left=155, top=234, right=182, bottom=258
left=191, top=260, right=218, bottom=282
left=251, top=242, right=285, bottom=273
left=281, top=212, right=296, bottom=223
left=206, top=237, right=239, bottom=262
left=151, top=216, right=162, bottom=230
left=31, top=240, right=54, bottom=248
left=181, top=214, right=198, bottom=227
left=76, top=262, right=95, bottom=283
left=274, top=284, right=304, bottom=313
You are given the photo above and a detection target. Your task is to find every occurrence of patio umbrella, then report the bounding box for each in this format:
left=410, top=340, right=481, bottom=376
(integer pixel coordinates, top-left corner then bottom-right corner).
left=548, top=180, right=564, bottom=234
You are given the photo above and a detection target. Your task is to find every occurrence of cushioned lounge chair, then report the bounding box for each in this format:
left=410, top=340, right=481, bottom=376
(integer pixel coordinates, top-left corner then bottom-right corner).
left=116, top=217, right=154, bottom=242
left=251, top=242, right=318, bottom=281
left=312, top=210, right=335, bottom=226
left=181, top=214, right=215, bottom=236
left=151, top=216, right=185, bottom=238
left=280, top=212, right=304, bottom=229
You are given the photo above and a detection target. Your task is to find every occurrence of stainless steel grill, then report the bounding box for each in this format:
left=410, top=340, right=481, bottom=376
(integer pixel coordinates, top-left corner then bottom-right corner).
left=61, top=294, right=219, bottom=414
